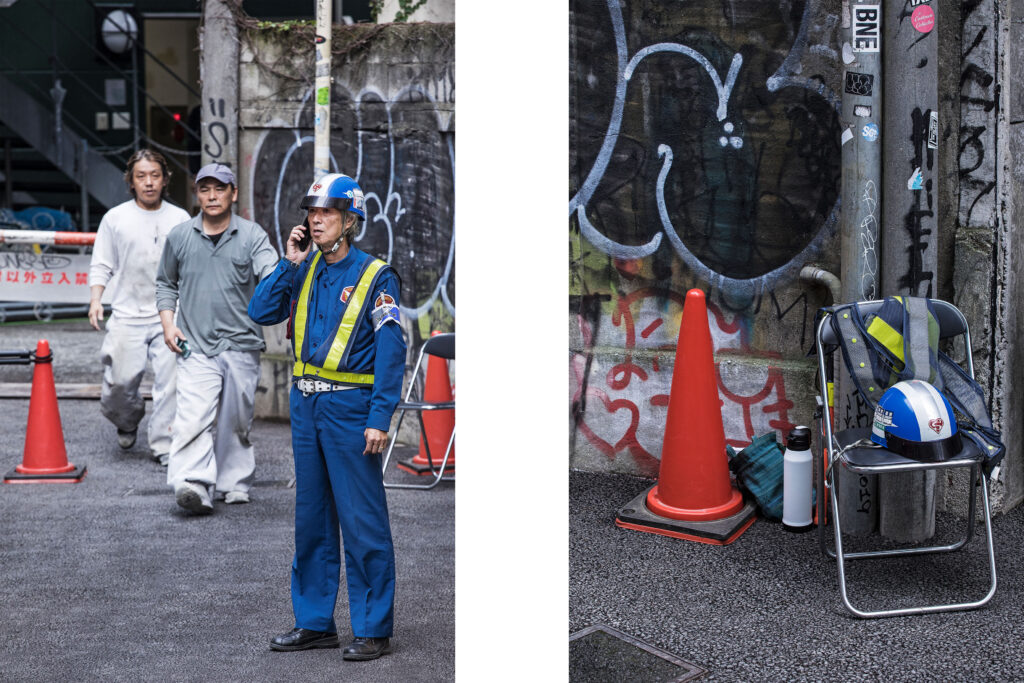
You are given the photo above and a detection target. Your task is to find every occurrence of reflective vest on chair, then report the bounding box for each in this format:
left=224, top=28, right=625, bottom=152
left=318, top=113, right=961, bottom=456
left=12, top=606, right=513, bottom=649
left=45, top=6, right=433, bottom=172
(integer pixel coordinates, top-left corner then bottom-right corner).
left=826, top=295, right=1005, bottom=472
left=292, top=251, right=388, bottom=386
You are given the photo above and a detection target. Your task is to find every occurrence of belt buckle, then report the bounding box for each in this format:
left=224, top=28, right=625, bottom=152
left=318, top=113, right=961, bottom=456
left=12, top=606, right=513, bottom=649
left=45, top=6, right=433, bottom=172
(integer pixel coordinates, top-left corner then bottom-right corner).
left=298, top=378, right=314, bottom=396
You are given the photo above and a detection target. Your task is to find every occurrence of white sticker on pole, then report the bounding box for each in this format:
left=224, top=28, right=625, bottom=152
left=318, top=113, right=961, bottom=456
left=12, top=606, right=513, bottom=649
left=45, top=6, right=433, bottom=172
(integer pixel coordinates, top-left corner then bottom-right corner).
left=0, top=251, right=107, bottom=303
left=852, top=4, right=881, bottom=52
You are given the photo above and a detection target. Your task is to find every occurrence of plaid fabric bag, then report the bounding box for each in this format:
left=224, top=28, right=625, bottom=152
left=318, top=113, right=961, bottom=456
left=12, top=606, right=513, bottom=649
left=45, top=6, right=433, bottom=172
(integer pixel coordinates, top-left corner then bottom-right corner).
left=727, top=432, right=784, bottom=521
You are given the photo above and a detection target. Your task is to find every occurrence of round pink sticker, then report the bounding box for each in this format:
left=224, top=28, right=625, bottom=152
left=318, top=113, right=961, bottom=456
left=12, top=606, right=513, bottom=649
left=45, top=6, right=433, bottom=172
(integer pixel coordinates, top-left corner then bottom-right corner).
left=911, top=5, right=935, bottom=33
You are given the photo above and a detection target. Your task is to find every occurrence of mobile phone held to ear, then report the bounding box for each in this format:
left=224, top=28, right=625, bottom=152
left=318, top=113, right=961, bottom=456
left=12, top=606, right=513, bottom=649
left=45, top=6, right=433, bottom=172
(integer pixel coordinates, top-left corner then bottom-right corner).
left=297, top=217, right=312, bottom=251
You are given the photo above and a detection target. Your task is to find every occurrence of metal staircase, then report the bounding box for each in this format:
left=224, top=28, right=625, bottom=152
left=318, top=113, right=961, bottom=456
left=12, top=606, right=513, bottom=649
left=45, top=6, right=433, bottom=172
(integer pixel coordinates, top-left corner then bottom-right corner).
left=0, top=0, right=201, bottom=231
left=0, top=71, right=128, bottom=212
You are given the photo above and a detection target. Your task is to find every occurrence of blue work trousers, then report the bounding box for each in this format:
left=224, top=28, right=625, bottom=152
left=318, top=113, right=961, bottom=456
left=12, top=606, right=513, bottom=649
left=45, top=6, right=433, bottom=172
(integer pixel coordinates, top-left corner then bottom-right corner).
left=289, top=385, right=395, bottom=637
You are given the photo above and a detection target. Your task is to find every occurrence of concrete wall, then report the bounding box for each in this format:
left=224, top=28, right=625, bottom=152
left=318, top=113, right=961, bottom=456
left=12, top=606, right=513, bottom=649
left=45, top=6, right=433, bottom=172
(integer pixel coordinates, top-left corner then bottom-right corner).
left=232, top=22, right=455, bottom=423
left=570, top=0, right=1021, bottom=515
left=570, top=0, right=841, bottom=477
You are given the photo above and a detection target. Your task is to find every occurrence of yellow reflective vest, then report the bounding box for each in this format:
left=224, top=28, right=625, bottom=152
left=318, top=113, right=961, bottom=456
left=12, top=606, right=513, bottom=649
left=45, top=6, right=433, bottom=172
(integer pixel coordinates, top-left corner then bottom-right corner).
left=292, top=251, right=388, bottom=386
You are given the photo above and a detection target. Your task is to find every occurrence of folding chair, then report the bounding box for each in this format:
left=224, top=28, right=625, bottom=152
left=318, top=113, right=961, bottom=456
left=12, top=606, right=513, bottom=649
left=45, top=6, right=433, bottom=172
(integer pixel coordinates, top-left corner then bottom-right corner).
left=382, top=332, right=455, bottom=490
left=815, top=299, right=997, bottom=618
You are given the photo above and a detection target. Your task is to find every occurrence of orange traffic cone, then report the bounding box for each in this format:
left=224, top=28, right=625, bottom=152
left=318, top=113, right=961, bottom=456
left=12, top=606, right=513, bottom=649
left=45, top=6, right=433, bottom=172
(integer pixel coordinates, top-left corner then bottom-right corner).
left=4, top=340, right=86, bottom=483
left=398, top=331, right=455, bottom=476
left=615, top=290, right=755, bottom=545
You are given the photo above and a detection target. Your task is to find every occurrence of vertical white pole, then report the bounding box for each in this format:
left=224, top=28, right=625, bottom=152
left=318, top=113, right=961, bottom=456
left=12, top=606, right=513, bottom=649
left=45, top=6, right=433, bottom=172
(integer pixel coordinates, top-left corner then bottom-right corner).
left=314, top=0, right=333, bottom=182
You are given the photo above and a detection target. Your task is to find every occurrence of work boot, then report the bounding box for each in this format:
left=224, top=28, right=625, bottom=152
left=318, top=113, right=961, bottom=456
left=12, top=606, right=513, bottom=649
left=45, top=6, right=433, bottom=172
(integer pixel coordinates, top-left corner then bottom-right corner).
left=269, top=628, right=339, bottom=652
left=174, top=481, right=213, bottom=515
left=224, top=490, right=250, bottom=504
left=342, top=637, right=391, bottom=661
left=117, top=429, right=137, bottom=449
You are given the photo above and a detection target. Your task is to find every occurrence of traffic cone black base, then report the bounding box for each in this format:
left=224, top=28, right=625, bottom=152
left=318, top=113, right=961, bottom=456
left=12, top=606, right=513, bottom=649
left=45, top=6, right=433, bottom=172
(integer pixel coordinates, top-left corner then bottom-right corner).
left=4, top=464, right=86, bottom=484
left=615, top=485, right=756, bottom=546
left=396, top=456, right=454, bottom=476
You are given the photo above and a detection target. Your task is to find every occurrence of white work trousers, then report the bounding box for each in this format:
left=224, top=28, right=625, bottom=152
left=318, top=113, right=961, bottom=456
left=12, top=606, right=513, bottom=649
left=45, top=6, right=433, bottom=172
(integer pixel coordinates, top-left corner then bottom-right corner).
left=99, top=318, right=176, bottom=457
left=166, top=349, right=260, bottom=494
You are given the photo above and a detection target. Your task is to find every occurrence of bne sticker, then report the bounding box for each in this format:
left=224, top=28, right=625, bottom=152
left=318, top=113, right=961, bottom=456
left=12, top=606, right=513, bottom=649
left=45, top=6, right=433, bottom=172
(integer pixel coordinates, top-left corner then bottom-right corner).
left=852, top=4, right=881, bottom=52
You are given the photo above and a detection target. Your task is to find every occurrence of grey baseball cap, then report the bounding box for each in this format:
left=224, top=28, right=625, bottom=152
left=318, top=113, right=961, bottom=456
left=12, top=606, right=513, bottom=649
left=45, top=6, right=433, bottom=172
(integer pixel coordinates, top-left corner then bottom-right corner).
left=195, top=163, right=236, bottom=186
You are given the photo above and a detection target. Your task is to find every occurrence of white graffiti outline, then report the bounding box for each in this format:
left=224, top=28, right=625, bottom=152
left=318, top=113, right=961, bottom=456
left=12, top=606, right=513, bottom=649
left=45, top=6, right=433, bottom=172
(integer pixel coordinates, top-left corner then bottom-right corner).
left=858, top=180, right=879, bottom=300
left=571, top=0, right=842, bottom=299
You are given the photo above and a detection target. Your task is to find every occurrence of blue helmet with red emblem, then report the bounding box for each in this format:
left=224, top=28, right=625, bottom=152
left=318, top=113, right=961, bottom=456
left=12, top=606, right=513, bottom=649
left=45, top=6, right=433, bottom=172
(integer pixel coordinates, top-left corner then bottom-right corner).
left=300, top=173, right=366, bottom=221
left=871, top=379, right=962, bottom=461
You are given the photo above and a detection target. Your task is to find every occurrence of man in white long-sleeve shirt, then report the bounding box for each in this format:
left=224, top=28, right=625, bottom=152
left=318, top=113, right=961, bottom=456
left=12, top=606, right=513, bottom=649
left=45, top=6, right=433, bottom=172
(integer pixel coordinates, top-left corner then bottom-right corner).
left=89, top=149, right=191, bottom=464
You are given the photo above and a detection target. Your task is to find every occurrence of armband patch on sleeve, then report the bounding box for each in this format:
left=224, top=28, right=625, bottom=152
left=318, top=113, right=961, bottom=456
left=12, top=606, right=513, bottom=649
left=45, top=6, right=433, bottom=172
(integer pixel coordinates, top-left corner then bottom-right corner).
left=371, top=295, right=400, bottom=331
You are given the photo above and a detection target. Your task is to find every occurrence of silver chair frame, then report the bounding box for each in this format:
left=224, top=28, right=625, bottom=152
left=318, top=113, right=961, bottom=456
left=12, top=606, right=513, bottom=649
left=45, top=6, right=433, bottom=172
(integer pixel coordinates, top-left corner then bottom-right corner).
left=815, top=299, right=997, bottom=618
left=382, top=332, right=455, bottom=490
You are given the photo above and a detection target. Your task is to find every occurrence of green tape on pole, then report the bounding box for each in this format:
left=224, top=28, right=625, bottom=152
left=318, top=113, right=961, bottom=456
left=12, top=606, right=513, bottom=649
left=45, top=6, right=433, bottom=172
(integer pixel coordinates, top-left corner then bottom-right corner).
left=316, top=87, right=329, bottom=105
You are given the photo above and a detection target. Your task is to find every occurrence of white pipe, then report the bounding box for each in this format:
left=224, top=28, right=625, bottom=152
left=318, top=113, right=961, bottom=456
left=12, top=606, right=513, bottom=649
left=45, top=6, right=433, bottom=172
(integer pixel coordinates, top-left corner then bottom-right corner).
left=314, top=0, right=332, bottom=181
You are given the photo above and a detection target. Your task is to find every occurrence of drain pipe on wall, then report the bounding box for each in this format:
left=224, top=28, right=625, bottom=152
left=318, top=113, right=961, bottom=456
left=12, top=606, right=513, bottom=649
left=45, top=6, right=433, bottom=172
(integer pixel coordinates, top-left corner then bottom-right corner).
left=799, top=266, right=841, bottom=304
left=800, top=265, right=841, bottom=542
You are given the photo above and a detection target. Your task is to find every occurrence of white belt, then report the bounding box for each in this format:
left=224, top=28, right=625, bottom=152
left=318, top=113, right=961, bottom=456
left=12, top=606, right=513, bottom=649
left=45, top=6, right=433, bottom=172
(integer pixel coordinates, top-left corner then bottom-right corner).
left=296, top=378, right=357, bottom=396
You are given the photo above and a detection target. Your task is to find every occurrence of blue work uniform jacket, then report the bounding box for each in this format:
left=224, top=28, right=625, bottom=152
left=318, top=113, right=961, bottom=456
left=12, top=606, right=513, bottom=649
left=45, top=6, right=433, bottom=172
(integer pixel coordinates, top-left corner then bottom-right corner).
left=248, top=246, right=406, bottom=432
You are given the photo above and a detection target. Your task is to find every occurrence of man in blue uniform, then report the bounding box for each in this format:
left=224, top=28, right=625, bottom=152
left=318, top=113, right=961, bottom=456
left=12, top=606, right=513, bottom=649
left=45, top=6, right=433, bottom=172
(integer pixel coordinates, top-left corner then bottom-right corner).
left=248, top=174, right=405, bottom=661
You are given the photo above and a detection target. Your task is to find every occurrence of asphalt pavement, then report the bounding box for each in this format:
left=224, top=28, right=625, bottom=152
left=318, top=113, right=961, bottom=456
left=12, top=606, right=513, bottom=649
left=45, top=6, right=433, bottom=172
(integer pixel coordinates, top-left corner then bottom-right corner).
left=0, top=318, right=454, bottom=682
left=570, top=469, right=1024, bottom=682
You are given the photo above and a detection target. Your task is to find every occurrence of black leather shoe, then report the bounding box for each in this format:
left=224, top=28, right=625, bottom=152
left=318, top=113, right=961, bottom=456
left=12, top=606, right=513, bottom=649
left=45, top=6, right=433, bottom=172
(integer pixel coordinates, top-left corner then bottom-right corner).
left=342, top=636, right=392, bottom=661
left=269, top=627, right=340, bottom=652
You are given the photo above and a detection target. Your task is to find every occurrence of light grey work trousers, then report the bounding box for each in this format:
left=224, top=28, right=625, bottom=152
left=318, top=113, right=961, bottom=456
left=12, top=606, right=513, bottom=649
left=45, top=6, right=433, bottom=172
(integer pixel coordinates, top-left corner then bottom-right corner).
left=99, top=318, right=176, bottom=457
left=165, top=349, right=260, bottom=495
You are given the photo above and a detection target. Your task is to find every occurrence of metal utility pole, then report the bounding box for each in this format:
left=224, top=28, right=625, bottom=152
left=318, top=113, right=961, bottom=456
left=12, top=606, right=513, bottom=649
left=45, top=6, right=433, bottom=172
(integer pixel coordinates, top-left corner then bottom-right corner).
left=199, top=0, right=239, bottom=175
left=314, top=0, right=333, bottom=181
left=879, top=0, right=940, bottom=542
left=835, top=0, right=885, bottom=535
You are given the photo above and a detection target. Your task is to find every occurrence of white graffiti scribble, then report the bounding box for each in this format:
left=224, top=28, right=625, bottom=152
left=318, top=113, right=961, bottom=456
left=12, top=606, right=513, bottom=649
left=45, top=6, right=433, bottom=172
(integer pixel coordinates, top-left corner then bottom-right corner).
left=571, top=0, right=842, bottom=299
left=858, top=180, right=879, bottom=300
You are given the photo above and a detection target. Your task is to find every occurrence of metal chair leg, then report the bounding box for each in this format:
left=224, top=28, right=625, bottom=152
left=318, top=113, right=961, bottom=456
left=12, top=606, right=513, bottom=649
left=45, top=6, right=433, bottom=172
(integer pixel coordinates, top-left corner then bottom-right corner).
left=831, top=468, right=997, bottom=618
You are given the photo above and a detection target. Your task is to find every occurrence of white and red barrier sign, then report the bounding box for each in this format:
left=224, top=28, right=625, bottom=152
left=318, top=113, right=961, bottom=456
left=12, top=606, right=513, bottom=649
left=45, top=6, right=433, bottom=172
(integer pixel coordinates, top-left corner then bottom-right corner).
left=0, top=231, right=107, bottom=304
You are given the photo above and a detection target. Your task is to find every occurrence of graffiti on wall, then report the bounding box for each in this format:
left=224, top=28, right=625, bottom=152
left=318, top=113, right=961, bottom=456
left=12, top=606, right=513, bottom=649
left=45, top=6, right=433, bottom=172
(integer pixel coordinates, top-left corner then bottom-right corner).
left=571, top=290, right=796, bottom=476
left=958, top=2, right=997, bottom=229
left=570, top=0, right=840, bottom=469
left=247, top=83, right=455, bottom=343
left=570, top=0, right=841, bottom=304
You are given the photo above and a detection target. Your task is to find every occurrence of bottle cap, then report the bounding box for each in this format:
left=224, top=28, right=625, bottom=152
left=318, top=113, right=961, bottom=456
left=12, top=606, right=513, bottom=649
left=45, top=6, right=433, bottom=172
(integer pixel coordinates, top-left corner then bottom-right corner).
left=787, top=425, right=811, bottom=451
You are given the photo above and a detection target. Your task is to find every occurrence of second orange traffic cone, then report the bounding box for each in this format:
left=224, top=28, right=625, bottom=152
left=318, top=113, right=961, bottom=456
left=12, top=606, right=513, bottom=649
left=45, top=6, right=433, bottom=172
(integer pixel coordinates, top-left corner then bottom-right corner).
left=615, top=290, right=755, bottom=545
left=4, top=339, right=86, bottom=483
left=398, top=331, right=455, bottom=476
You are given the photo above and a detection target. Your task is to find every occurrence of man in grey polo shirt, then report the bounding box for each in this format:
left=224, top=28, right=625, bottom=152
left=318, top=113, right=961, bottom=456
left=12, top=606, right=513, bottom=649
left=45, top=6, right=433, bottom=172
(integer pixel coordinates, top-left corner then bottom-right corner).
left=155, top=163, right=278, bottom=514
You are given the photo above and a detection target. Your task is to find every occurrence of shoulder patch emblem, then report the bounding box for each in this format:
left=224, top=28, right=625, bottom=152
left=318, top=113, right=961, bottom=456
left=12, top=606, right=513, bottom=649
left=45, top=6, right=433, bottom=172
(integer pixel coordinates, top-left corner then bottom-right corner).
left=371, top=296, right=400, bottom=332
left=340, top=286, right=354, bottom=303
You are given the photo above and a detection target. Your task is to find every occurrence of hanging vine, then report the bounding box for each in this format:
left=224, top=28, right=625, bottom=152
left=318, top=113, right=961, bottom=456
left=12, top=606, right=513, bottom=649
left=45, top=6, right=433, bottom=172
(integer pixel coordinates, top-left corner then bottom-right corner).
left=221, top=0, right=452, bottom=89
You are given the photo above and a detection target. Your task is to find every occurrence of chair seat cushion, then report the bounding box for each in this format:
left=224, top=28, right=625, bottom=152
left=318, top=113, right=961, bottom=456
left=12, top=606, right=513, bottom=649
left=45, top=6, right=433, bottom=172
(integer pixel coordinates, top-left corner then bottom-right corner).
left=836, top=427, right=984, bottom=470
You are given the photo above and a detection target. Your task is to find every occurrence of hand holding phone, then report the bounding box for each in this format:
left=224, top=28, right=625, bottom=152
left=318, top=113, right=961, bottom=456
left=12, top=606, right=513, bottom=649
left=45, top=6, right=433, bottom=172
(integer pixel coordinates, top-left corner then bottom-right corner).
left=286, top=218, right=312, bottom=263
left=297, top=216, right=312, bottom=251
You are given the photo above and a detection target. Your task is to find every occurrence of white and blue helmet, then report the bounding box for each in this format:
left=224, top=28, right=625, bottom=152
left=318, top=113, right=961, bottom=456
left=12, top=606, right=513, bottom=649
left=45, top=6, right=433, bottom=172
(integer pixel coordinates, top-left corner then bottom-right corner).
left=300, top=173, right=366, bottom=221
left=871, top=379, right=962, bottom=461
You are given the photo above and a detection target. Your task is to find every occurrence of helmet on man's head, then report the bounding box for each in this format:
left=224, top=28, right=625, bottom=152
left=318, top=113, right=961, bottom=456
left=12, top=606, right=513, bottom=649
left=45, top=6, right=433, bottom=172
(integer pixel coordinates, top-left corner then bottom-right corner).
left=870, top=379, right=962, bottom=461
left=300, top=173, right=366, bottom=221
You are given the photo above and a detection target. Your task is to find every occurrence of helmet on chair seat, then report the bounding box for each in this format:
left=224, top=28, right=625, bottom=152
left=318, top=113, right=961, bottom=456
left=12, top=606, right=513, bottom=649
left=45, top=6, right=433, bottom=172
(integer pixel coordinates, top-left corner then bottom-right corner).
left=870, top=379, right=962, bottom=461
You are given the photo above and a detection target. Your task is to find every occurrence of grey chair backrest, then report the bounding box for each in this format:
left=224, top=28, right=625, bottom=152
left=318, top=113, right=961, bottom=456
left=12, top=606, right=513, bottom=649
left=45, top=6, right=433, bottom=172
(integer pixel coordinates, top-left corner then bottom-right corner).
left=819, top=298, right=968, bottom=346
left=422, top=332, right=455, bottom=361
